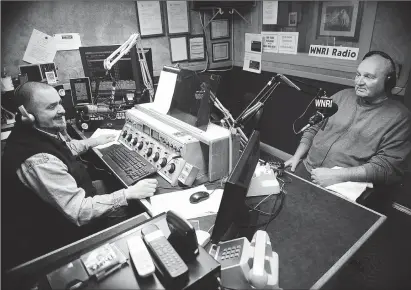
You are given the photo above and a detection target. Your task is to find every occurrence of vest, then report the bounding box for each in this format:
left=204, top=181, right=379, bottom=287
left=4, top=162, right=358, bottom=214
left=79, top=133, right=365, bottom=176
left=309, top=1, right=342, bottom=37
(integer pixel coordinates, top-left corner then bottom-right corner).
left=1, top=123, right=98, bottom=268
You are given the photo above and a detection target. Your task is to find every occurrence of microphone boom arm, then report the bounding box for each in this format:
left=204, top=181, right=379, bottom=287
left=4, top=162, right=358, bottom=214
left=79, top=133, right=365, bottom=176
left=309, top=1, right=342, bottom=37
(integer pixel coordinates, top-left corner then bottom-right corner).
left=103, top=33, right=154, bottom=102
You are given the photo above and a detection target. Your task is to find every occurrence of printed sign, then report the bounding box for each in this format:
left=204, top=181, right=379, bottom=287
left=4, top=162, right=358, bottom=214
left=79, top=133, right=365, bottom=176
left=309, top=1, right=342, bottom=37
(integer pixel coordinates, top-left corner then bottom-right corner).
left=309, top=45, right=359, bottom=60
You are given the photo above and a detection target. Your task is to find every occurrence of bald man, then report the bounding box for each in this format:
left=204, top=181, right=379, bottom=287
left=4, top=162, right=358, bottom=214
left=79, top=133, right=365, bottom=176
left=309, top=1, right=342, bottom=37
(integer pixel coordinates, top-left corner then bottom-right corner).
left=2, top=82, right=157, bottom=267
left=285, top=51, right=411, bottom=187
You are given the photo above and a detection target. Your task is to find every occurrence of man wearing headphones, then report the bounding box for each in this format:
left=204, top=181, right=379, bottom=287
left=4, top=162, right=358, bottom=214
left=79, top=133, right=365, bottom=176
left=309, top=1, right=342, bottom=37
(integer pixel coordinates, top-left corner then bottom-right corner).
left=1, top=82, right=158, bottom=268
left=285, top=51, right=411, bottom=187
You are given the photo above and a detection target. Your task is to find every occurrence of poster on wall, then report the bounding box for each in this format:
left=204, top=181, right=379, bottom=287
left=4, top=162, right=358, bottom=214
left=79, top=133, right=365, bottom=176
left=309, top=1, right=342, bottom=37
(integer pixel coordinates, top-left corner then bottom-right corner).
left=278, top=32, right=299, bottom=54
left=243, top=33, right=262, bottom=74
left=137, top=1, right=164, bottom=37
left=262, top=32, right=279, bottom=53
left=23, top=29, right=57, bottom=64
left=166, top=1, right=190, bottom=35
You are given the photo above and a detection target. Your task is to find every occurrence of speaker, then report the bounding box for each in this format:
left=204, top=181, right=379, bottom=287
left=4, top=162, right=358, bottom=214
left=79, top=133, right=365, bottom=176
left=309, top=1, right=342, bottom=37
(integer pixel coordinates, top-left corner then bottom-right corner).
left=362, top=51, right=397, bottom=92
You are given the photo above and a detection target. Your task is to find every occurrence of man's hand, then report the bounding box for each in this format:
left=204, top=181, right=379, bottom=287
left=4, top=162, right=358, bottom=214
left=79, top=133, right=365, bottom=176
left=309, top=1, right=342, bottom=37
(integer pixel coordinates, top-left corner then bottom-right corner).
left=90, top=134, right=117, bottom=147
left=124, top=179, right=158, bottom=200
left=284, top=156, right=301, bottom=172
left=310, top=168, right=343, bottom=187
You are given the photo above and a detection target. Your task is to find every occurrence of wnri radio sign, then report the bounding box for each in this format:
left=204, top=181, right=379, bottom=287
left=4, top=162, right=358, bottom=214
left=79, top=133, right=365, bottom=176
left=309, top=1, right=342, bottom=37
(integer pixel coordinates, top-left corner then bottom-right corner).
left=309, top=45, right=359, bottom=61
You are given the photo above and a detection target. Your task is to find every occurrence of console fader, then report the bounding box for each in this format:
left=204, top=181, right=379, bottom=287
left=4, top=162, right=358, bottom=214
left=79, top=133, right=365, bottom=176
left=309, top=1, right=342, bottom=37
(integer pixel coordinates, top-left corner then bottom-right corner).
left=118, top=109, right=206, bottom=186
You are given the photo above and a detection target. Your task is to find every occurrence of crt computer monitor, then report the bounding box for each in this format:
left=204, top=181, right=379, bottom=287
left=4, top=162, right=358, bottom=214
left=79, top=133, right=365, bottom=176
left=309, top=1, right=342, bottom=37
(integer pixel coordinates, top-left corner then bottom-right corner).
left=79, top=45, right=153, bottom=95
left=210, top=129, right=260, bottom=244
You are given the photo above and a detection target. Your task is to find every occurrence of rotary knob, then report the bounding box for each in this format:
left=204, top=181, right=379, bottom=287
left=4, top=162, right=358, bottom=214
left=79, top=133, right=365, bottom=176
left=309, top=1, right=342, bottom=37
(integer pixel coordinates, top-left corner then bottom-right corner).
left=127, top=134, right=133, bottom=142
left=132, top=137, right=138, bottom=145
left=168, top=163, right=176, bottom=173
left=160, top=157, right=168, bottom=167
left=147, top=148, right=153, bottom=157
left=121, top=130, right=127, bottom=138
left=137, top=141, right=144, bottom=150
left=153, top=152, right=160, bottom=162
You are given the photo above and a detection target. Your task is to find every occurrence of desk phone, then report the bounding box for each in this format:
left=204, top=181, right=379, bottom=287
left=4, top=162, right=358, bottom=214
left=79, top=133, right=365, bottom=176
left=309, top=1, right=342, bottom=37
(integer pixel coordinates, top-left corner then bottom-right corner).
left=214, top=230, right=281, bottom=289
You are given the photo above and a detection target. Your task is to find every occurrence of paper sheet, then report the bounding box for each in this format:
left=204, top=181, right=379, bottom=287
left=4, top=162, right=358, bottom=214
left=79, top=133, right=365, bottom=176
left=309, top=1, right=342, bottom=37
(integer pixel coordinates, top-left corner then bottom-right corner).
left=278, top=32, right=299, bottom=54
left=243, top=52, right=262, bottom=74
left=152, top=70, right=178, bottom=114
left=262, top=32, right=279, bottom=53
left=23, top=29, right=57, bottom=64
left=243, top=33, right=263, bottom=74
left=166, top=1, right=189, bottom=34
left=170, top=36, right=188, bottom=62
left=325, top=167, right=373, bottom=202
left=137, top=1, right=163, bottom=36
left=54, top=33, right=82, bottom=51
left=263, top=1, right=278, bottom=24
left=90, top=128, right=121, bottom=150
left=150, top=185, right=224, bottom=220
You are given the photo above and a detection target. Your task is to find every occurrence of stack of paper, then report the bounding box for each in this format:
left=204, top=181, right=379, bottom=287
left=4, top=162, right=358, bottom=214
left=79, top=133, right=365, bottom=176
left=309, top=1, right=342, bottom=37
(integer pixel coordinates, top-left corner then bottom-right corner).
left=150, top=185, right=224, bottom=219
left=325, top=167, right=373, bottom=202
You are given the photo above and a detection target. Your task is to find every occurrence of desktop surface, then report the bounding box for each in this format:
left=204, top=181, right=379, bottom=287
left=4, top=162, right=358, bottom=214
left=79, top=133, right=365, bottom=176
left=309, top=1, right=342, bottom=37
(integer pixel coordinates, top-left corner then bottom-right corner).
left=66, top=121, right=385, bottom=289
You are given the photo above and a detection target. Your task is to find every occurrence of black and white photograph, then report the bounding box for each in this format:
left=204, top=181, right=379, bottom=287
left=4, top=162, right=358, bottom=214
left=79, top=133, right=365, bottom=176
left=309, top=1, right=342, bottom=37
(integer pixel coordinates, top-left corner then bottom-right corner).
left=1, top=1, right=411, bottom=290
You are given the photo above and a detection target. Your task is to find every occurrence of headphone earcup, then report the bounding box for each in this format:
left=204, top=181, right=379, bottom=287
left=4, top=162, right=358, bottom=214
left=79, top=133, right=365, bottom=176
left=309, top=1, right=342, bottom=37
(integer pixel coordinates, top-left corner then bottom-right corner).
left=18, top=105, right=36, bottom=124
left=385, top=72, right=396, bottom=92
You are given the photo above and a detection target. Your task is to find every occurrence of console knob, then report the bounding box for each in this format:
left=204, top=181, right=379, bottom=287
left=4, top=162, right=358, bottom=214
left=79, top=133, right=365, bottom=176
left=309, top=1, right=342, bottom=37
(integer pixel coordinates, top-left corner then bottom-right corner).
left=127, top=134, right=133, bottom=142
left=122, top=130, right=127, bottom=138
left=153, top=152, right=160, bottom=162
left=147, top=148, right=153, bottom=157
left=168, top=163, right=176, bottom=173
left=160, top=157, right=168, bottom=167
left=137, top=141, right=144, bottom=150
left=132, top=137, right=138, bottom=145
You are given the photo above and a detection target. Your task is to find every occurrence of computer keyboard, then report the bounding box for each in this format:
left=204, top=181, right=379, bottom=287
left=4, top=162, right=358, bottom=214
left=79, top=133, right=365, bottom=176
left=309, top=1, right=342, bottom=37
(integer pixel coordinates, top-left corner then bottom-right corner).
left=100, top=144, right=157, bottom=186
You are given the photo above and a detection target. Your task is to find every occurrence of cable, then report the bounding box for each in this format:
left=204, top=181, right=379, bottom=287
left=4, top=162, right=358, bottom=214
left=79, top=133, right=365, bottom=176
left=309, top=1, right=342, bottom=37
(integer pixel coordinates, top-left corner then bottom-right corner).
left=393, top=79, right=408, bottom=96
left=292, top=95, right=317, bottom=134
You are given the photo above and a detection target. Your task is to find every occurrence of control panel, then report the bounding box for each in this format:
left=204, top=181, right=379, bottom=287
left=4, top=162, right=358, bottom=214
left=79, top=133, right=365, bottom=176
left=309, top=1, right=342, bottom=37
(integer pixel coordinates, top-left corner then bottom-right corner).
left=118, top=109, right=205, bottom=186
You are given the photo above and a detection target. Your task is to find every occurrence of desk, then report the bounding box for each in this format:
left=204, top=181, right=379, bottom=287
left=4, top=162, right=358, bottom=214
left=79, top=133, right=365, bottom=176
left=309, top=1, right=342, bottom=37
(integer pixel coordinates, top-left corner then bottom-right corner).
left=5, top=213, right=220, bottom=290
left=67, top=121, right=386, bottom=289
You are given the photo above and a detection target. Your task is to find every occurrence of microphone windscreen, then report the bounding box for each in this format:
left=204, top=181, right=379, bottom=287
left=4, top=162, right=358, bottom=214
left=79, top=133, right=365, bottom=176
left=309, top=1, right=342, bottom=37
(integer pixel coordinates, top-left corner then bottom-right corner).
left=323, top=102, right=338, bottom=118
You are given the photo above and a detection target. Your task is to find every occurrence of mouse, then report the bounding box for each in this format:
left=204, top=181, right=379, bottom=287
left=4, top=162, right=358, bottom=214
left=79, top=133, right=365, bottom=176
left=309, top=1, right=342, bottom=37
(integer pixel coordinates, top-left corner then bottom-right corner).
left=189, top=191, right=210, bottom=204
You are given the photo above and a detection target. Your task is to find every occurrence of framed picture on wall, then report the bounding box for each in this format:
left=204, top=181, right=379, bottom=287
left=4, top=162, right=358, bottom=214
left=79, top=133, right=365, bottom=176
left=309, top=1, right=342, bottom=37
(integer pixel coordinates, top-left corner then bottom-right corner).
left=169, top=36, right=188, bottom=63
left=212, top=42, right=230, bottom=62
left=317, top=1, right=363, bottom=41
left=136, top=1, right=165, bottom=37
left=289, top=12, right=297, bottom=26
left=166, top=1, right=190, bottom=35
left=188, top=36, right=206, bottom=61
left=210, top=19, right=230, bottom=40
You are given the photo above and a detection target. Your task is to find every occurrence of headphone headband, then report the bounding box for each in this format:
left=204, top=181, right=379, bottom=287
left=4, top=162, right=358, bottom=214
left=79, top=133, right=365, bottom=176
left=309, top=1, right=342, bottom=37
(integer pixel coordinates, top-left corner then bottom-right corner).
left=362, top=50, right=396, bottom=75
left=362, top=50, right=397, bottom=92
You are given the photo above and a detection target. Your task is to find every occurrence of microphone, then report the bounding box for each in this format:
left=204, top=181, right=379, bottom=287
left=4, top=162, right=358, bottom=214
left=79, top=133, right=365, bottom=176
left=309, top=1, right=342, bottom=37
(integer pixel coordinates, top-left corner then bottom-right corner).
left=297, top=102, right=338, bottom=134
left=278, top=74, right=301, bottom=91
left=77, top=104, right=111, bottom=114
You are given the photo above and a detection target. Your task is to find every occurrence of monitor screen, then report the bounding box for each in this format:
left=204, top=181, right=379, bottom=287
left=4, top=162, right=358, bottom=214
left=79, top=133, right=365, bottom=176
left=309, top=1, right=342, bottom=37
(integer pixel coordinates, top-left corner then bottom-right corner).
left=74, top=82, right=89, bottom=102
left=210, top=130, right=260, bottom=244
left=79, top=45, right=153, bottom=95
left=19, top=65, right=42, bottom=82
left=167, top=69, right=220, bottom=131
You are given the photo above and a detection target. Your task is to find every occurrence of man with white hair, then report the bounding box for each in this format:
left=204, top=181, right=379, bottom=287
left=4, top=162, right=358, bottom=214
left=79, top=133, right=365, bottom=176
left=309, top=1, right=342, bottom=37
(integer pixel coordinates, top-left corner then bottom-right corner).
left=285, top=51, right=411, bottom=187
left=2, top=82, right=157, bottom=268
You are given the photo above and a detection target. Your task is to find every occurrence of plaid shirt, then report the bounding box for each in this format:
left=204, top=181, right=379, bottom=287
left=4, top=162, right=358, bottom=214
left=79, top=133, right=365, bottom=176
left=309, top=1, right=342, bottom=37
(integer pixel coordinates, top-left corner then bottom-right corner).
left=16, top=128, right=128, bottom=226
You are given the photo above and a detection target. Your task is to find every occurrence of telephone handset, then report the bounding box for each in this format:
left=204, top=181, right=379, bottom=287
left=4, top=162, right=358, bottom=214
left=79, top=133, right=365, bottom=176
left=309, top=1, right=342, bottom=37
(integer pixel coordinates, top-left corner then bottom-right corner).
left=166, top=210, right=199, bottom=262
left=214, top=230, right=281, bottom=289
left=18, top=105, right=36, bottom=124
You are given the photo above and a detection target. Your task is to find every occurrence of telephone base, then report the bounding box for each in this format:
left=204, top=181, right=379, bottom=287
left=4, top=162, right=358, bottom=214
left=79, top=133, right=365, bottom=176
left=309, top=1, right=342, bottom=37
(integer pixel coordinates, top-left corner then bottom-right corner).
left=247, top=164, right=280, bottom=197
left=214, top=236, right=281, bottom=289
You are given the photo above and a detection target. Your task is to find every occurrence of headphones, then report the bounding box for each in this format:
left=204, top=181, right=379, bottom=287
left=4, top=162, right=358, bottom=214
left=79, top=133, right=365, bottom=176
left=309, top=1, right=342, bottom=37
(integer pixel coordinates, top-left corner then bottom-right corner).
left=14, top=82, right=36, bottom=124
left=362, top=50, right=397, bottom=93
